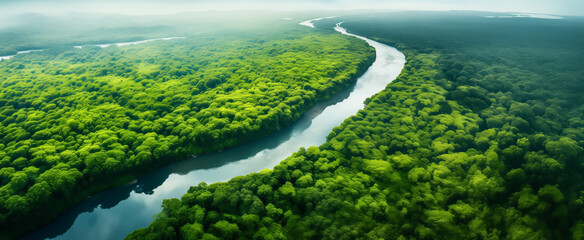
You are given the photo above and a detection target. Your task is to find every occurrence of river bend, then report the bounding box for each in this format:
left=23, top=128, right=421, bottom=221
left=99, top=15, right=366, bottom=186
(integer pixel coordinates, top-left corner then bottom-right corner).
left=22, top=20, right=405, bottom=240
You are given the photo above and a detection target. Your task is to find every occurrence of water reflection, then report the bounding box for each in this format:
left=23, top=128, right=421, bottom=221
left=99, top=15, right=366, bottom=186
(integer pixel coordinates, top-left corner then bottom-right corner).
left=21, top=21, right=405, bottom=240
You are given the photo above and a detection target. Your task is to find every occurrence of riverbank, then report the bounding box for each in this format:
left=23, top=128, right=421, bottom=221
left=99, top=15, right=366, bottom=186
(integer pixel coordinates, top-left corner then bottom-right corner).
left=124, top=20, right=406, bottom=239
left=0, top=37, right=185, bottom=61
left=0, top=49, right=43, bottom=61
left=20, top=20, right=404, bottom=240
left=6, top=25, right=378, bottom=239
left=121, top=11, right=584, bottom=239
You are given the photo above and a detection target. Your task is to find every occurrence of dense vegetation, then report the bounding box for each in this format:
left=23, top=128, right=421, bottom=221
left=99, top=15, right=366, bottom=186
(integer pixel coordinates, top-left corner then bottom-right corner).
left=0, top=25, right=375, bottom=238
left=127, top=12, right=584, bottom=239
left=0, top=14, right=175, bottom=56
left=0, top=11, right=301, bottom=56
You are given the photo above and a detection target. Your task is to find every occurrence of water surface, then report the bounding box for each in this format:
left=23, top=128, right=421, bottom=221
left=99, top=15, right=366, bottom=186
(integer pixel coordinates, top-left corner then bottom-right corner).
left=0, top=37, right=184, bottom=61
left=22, top=20, right=405, bottom=240
left=0, top=49, right=43, bottom=61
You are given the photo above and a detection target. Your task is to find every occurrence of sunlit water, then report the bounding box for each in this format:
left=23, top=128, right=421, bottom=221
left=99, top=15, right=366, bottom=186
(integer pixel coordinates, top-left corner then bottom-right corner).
left=485, top=13, right=563, bottom=19
left=0, top=50, right=43, bottom=61
left=74, top=37, right=186, bottom=49
left=0, top=37, right=184, bottom=61
left=22, top=19, right=405, bottom=240
left=299, top=16, right=336, bottom=28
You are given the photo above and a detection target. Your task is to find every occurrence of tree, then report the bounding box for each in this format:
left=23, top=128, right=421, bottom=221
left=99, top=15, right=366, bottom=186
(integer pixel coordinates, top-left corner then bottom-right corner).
left=545, top=137, right=583, bottom=165
left=180, top=222, right=204, bottom=240
left=211, top=220, right=240, bottom=239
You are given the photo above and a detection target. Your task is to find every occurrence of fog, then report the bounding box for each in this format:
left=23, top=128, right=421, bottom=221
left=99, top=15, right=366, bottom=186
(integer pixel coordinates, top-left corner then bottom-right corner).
left=0, top=0, right=581, bottom=56
left=0, top=0, right=582, bottom=16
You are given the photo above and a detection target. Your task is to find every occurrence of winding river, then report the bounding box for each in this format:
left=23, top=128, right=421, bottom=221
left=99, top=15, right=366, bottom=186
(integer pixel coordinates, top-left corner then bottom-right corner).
left=74, top=37, right=186, bottom=49
left=22, top=20, right=405, bottom=240
left=0, top=37, right=185, bottom=61
left=0, top=50, right=43, bottom=61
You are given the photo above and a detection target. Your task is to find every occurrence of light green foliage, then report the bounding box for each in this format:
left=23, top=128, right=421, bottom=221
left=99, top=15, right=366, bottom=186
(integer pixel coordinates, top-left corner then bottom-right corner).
left=538, top=185, right=565, bottom=204
left=278, top=182, right=296, bottom=198
left=180, top=223, right=204, bottom=240
left=516, top=187, right=540, bottom=210
left=546, top=137, right=583, bottom=164
left=295, top=174, right=314, bottom=188
left=127, top=13, right=584, bottom=240
left=211, top=220, right=240, bottom=239
left=0, top=25, right=375, bottom=236
left=426, top=209, right=454, bottom=226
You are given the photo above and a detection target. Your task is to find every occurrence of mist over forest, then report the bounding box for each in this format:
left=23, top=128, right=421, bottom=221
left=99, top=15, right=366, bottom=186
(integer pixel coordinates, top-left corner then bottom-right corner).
left=0, top=1, right=583, bottom=239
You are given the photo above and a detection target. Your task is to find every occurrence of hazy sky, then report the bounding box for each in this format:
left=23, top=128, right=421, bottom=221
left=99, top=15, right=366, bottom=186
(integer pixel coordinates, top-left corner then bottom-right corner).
left=0, top=0, right=582, bottom=16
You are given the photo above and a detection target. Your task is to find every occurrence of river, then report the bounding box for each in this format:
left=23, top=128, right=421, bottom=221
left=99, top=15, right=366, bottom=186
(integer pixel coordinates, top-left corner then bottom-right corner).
left=0, top=50, right=43, bottom=61
left=21, top=20, right=405, bottom=240
left=74, top=37, right=186, bottom=49
left=0, top=37, right=185, bottom=61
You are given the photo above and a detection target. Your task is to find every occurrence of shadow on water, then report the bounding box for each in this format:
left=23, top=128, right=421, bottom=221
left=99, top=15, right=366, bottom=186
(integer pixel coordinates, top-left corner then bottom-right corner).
left=21, top=72, right=357, bottom=240
left=23, top=19, right=408, bottom=239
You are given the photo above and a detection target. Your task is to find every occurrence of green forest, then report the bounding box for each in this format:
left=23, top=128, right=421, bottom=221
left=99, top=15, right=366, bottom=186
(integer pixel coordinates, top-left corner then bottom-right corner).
left=126, top=13, right=584, bottom=239
left=0, top=11, right=298, bottom=56
left=0, top=25, right=375, bottom=238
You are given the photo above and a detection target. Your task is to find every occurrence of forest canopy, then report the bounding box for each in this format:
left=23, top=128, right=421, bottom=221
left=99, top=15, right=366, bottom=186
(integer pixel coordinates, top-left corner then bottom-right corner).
left=127, top=12, right=584, bottom=240
left=0, top=22, right=375, bottom=238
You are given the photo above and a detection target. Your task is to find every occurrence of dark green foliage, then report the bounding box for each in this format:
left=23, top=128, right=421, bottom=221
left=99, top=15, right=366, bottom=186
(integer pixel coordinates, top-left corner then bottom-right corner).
left=0, top=25, right=375, bottom=238
left=128, top=13, right=584, bottom=240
